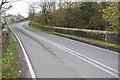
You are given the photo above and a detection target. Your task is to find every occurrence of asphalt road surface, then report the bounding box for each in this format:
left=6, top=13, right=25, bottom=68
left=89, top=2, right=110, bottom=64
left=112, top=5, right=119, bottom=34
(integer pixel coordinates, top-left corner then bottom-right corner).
left=9, top=21, right=119, bottom=78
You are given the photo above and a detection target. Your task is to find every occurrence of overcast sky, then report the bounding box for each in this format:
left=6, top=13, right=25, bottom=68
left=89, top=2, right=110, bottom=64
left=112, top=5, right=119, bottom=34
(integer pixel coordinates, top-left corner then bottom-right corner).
left=7, top=0, right=40, bottom=18
left=6, top=0, right=119, bottom=18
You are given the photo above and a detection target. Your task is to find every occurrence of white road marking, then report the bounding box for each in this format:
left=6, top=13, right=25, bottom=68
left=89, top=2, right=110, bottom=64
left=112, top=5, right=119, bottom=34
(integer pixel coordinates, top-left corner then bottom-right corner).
left=9, top=26, right=37, bottom=79
left=41, top=37, right=119, bottom=78
left=19, top=26, right=119, bottom=78
left=44, top=38, right=119, bottom=73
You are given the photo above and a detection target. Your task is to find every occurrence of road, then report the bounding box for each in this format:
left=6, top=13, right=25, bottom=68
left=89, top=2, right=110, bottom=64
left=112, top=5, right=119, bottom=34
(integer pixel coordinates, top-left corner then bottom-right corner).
left=9, top=21, right=119, bottom=78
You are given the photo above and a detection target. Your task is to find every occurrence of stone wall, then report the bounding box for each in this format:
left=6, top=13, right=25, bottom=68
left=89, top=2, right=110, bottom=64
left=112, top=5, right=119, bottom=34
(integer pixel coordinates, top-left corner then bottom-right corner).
left=53, top=27, right=120, bottom=44
left=2, top=28, right=8, bottom=50
left=33, top=24, right=120, bottom=44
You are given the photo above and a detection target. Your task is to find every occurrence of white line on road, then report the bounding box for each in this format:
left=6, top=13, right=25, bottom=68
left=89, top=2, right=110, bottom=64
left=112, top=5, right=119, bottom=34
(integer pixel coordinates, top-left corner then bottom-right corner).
left=9, top=26, right=37, bottom=79
left=42, top=38, right=119, bottom=78
left=44, top=38, right=119, bottom=73
left=19, top=26, right=119, bottom=78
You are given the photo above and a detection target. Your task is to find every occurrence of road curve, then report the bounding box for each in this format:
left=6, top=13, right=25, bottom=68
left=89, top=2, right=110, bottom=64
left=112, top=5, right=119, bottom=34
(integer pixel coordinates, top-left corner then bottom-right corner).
left=9, top=21, right=119, bottom=78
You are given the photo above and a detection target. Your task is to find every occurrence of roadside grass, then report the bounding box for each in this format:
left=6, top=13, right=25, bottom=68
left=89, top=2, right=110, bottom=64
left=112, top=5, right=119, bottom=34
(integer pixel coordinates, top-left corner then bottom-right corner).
left=29, top=25, right=52, bottom=34
left=44, top=26, right=50, bottom=27
left=29, top=25, right=120, bottom=48
left=1, top=20, right=28, bottom=78
left=2, top=30, right=19, bottom=78
left=3, top=24, right=9, bottom=28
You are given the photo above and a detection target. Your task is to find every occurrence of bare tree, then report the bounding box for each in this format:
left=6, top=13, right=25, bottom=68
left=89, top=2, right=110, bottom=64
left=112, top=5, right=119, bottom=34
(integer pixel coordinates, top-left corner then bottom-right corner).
left=28, top=3, right=36, bottom=20
left=36, top=1, right=56, bottom=24
left=0, top=0, right=15, bottom=15
left=0, top=0, right=20, bottom=23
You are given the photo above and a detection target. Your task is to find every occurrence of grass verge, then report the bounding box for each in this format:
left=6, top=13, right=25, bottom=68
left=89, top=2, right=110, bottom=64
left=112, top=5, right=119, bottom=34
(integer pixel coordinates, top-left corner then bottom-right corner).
left=2, top=30, right=19, bottom=78
left=29, top=25, right=52, bottom=34
left=29, top=25, right=120, bottom=48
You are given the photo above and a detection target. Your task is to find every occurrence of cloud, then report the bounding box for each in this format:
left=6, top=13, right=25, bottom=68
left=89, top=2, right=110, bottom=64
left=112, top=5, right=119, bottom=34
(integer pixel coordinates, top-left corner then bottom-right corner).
left=7, top=1, right=30, bottom=18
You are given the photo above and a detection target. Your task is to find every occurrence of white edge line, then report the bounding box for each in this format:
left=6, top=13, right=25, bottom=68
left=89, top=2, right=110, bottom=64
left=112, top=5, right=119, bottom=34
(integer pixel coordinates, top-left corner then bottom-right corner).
left=9, top=26, right=36, bottom=79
